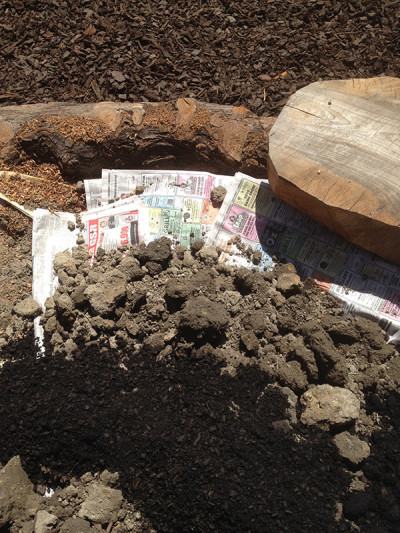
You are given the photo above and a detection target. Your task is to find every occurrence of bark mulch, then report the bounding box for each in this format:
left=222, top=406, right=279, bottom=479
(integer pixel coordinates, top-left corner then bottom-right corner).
left=1, top=0, right=399, bottom=116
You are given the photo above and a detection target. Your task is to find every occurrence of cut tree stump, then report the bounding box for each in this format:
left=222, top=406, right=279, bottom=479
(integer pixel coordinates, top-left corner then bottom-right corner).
left=268, top=77, right=400, bottom=264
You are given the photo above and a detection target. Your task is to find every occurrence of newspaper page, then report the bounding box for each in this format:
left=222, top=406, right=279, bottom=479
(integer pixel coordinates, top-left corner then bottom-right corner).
left=79, top=197, right=150, bottom=259
left=101, top=169, right=179, bottom=203
left=101, top=169, right=238, bottom=248
left=32, top=209, right=78, bottom=352
left=84, top=178, right=103, bottom=210
left=207, top=172, right=400, bottom=340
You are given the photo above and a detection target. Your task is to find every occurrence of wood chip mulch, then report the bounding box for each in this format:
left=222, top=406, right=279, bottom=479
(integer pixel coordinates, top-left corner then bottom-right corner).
left=0, top=161, right=85, bottom=235
left=0, top=0, right=398, bottom=116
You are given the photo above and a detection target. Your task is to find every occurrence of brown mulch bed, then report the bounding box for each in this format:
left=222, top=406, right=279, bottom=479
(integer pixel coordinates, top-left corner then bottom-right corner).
left=1, top=0, right=399, bottom=116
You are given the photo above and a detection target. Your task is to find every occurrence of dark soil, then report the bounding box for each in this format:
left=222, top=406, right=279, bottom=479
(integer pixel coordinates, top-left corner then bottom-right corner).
left=1, top=1, right=400, bottom=531
left=1, top=240, right=400, bottom=531
left=0, top=0, right=399, bottom=116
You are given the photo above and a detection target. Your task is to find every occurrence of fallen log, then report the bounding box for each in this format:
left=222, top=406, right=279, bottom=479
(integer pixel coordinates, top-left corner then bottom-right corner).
left=0, top=100, right=275, bottom=180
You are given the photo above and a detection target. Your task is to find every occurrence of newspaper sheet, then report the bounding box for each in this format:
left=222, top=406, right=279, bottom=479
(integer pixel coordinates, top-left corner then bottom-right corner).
left=84, top=178, right=102, bottom=210
left=32, top=209, right=78, bottom=352
left=101, top=169, right=179, bottom=203
left=79, top=197, right=149, bottom=259
left=206, top=172, right=400, bottom=341
left=100, top=169, right=238, bottom=248
left=34, top=169, right=400, bottom=344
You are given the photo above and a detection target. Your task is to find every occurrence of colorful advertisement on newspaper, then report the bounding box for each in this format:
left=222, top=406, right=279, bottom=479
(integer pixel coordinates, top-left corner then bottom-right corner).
left=87, top=210, right=140, bottom=258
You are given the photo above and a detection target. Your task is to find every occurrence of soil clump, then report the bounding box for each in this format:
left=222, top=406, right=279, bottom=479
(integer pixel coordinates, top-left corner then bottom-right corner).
left=0, top=239, right=400, bottom=531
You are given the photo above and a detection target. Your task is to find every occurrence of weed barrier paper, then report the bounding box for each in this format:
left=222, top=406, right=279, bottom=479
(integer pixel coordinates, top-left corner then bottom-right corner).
left=207, top=172, right=400, bottom=342
left=33, top=169, right=400, bottom=348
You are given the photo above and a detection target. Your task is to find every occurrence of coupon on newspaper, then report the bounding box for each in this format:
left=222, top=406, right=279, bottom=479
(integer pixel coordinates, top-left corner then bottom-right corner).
left=207, top=172, right=400, bottom=341
left=100, top=169, right=238, bottom=247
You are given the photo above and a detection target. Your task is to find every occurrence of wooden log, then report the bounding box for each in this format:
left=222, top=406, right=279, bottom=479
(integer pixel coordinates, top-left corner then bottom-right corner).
left=268, top=77, right=400, bottom=264
left=0, top=100, right=275, bottom=180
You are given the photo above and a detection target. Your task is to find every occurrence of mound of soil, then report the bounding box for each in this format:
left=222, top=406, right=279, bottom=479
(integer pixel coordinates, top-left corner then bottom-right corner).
left=1, top=1, right=398, bottom=116
left=1, top=2, right=399, bottom=529
left=1, top=239, right=400, bottom=532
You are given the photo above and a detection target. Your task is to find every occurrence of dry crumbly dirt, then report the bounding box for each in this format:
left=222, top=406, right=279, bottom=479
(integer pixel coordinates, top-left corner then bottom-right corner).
left=0, top=162, right=85, bottom=334
left=0, top=238, right=400, bottom=532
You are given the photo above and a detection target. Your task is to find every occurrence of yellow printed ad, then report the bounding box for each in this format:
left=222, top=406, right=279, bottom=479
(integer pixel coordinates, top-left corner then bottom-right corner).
left=149, top=208, right=161, bottom=234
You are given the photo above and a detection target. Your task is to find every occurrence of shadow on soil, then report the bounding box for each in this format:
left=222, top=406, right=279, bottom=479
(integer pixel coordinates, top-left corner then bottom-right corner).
left=354, top=390, right=400, bottom=532
left=253, top=182, right=400, bottom=330
left=0, top=334, right=353, bottom=532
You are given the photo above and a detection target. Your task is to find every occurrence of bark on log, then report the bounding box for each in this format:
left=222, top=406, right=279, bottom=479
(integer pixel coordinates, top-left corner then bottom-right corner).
left=268, top=77, right=400, bottom=264
left=0, top=99, right=274, bottom=179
